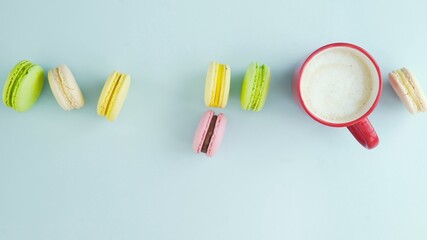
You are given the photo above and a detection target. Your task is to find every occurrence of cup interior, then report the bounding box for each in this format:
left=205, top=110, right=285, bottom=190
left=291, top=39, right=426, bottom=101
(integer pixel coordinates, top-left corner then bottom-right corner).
left=299, top=45, right=381, bottom=126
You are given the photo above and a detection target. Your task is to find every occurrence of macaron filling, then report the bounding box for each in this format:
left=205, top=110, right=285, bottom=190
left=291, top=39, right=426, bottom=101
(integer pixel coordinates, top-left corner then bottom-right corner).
left=201, top=115, right=218, bottom=153
left=55, top=67, right=76, bottom=109
left=213, top=63, right=226, bottom=107
left=250, top=64, right=267, bottom=110
left=105, top=73, right=123, bottom=116
left=397, top=69, right=423, bottom=111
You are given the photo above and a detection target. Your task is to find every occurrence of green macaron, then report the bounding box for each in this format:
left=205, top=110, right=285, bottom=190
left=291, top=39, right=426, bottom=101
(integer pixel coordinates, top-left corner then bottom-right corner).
left=3, top=60, right=44, bottom=112
left=240, top=62, right=271, bottom=111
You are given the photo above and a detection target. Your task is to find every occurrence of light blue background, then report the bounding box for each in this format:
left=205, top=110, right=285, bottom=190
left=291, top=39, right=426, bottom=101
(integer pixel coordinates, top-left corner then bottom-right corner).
left=0, top=0, right=426, bottom=239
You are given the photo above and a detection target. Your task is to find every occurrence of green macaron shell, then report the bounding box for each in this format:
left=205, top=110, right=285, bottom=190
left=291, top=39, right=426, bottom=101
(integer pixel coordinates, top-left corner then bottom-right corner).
left=240, top=62, right=271, bottom=111
left=3, top=60, right=33, bottom=107
left=241, top=63, right=257, bottom=110
left=2, top=60, right=44, bottom=112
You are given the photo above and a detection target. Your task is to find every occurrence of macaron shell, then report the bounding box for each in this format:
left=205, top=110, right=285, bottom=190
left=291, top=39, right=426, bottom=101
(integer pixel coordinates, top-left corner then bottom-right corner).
left=204, top=63, right=216, bottom=107
left=403, top=68, right=427, bottom=112
left=241, top=63, right=257, bottom=110
left=48, top=65, right=84, bottom=111
left=255, top=65, right=271, bottom=111
left=48, top=69, right=67, bottom=110
left=106, top=74, right=131, bottom=121
left=13, top=64, right=44, bottom=112
left=192, top=110, right=214, bottom=153
left=219, top=64, right=231, bottom=108
left=2, top=60, right=33, bottom=108
left=388, top=71, right=411, bottom=110
left=57, top=64, right=84, bottom=109
left=240, top=63, right=271, bottom=111
left=97, top=72, right=118, bottom=116
left=206, top=113, right=227, bottom=157
left=204, top=62, right=230, bottom=108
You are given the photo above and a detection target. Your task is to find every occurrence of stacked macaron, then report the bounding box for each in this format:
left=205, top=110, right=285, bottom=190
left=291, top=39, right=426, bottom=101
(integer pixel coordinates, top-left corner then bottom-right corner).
left=2, top=60, right=131, bottom=122
left=194, top=62, right=230, bottom=157
left=193, top=61, right=272, bottom=157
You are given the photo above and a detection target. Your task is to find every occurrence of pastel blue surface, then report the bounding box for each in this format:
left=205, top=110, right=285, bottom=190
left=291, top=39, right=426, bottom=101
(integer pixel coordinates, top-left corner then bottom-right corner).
left=1, top=0, right=426, bottom=239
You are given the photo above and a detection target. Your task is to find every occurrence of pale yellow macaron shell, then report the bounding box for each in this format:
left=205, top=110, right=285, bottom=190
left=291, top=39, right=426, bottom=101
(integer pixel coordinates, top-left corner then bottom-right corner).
left=97, top=71, right=131, bottom=121
left=204, top=62, right=230, bottom=108
left=388, top=68, right=427, bottom=113
left=48, top=64, right=84, bottom=111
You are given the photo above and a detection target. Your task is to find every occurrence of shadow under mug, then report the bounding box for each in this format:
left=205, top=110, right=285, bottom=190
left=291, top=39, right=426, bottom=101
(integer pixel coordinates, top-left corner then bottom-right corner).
left=292, top=43, right=383, bottom=149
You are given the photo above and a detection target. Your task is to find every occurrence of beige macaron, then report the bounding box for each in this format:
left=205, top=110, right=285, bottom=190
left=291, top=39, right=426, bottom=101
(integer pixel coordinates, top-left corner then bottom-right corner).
left=388, top=67, right=426, bottom=114
left=48, top=64, right=84, bottom=111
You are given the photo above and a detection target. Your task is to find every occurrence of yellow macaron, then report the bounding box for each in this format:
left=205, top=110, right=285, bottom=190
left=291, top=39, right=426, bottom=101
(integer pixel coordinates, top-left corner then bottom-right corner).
left=204, top=62, right=231, bottom=108
left=97, top=71, right=131, bottom=121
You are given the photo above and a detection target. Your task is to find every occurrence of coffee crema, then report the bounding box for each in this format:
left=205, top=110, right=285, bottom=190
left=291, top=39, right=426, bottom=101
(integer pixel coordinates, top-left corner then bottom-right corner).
left=300, top=47, right=379, bottom=124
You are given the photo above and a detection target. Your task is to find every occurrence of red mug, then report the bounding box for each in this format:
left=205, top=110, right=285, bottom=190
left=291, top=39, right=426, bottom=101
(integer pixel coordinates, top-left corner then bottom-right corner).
left=292, top=43, right=382, bottom=149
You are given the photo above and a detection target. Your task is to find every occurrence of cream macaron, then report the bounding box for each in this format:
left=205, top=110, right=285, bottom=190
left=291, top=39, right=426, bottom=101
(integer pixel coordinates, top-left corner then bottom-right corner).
left=48, top=64, right=84, bottom=110
left=388, top=67, right=426, bottom=114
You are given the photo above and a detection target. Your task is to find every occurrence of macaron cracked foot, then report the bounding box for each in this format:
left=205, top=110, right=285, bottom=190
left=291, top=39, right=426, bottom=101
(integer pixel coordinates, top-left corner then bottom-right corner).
left=2, top=60, right=44, bottom=112
left=193, top=110, right=227, bottom=157
left=48, top=64, right=84, bottom=111
left=241, top=62, right=271, bottom=111
left=205, top=62, right=231, bottom=108
left=388, top=67, right=427, bottom=114
left=97, top=71, right=131, bottom=122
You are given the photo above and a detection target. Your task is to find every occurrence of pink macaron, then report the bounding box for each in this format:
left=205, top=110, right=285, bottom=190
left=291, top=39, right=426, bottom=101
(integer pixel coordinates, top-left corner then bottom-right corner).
left=193, top=110, right=227, bottom=157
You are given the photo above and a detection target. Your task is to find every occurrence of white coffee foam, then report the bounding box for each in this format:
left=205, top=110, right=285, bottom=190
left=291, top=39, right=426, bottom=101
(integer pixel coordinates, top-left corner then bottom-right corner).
left=301, top=47, right=379, bottom=123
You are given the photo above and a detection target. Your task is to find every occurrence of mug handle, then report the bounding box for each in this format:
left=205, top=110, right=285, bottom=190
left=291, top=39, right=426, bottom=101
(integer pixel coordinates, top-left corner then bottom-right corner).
left=347, top=118, right=379, bottom=149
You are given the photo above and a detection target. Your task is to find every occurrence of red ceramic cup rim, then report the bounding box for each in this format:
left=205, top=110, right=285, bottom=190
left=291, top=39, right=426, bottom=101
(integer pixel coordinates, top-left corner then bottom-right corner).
left=296, top=43, right=383, bottom=128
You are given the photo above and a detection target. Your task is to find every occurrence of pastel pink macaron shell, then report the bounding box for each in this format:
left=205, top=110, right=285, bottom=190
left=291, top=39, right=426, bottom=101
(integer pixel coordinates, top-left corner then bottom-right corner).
left=193, top=110, right=214, bottom=153
left=207, top=113, right=226, bottom=157
left=193, top=110, right=227, bottom=157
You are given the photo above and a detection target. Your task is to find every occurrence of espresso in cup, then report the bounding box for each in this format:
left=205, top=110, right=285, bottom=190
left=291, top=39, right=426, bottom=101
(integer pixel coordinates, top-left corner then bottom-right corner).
left=300, top=47, right=380, bottom=124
